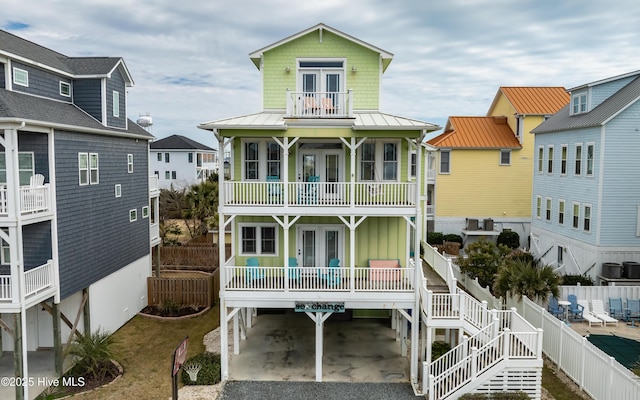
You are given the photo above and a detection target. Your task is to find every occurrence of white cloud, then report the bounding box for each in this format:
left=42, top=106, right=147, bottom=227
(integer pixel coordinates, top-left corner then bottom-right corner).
left=3, top=0, right=640, bottom=147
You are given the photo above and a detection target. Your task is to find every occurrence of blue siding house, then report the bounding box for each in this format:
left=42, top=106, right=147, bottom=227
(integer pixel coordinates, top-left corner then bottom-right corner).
left=0, top=29, right=159, bottom=399
left=531, top=70, right=640, bottom=282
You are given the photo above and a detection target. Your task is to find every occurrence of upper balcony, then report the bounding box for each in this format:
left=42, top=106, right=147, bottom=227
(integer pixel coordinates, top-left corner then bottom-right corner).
left=286, top=90, right=353, bottom=118
left=0, top=260, right=57, bottom=311
left=222, top=181, right=416, bottom=215
left=0, top=183, right=52, bottom=223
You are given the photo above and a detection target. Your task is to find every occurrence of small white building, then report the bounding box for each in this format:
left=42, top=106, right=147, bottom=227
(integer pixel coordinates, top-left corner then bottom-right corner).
left=150, top=134, right=219, bottom=189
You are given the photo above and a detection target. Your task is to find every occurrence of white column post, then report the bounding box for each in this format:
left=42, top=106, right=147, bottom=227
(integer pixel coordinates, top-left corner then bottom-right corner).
left=284, top=215, right=290, bottom=291
left=349, top=216, right=355, bottom=291
left=411, top=132, right=425, bottom=383
left=220, top=303, right=229, bottom=380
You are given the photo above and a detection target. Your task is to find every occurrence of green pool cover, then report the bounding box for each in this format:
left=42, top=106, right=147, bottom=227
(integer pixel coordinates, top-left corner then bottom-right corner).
left=587, top=334, right=640, bottom=369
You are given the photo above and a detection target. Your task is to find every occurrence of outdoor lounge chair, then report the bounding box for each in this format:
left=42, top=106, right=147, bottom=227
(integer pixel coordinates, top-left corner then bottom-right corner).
left=547, top=297, right=565, bottom=319
left=322, top=258, right=341, bottom=286
left=245, top=257, right=264, bottom=284
left=608, top=297, right=625, bottom=320
left=288, top=257, right=299, bottom=281
left=567, top=294, right=584, bottom=321
left=578, top=300, right=603, bottom=327
left=626, top=299, right=640, bottom=326
left=591, top=299, right=618, bottom=326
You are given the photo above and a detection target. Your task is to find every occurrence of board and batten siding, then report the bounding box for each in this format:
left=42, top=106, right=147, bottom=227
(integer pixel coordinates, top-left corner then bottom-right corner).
left=10, top=61, right=72, bottom=102
left=106, top=69, right=126, bottom=129
left=261, top=29, right=381, bottom=111
left=599, top=101, right=640, bottom=246
left=54, top=130, right=149, bottom=299
left=73, top=79, right=102, bottom=123
left=531, top=126, right=600, bottom=246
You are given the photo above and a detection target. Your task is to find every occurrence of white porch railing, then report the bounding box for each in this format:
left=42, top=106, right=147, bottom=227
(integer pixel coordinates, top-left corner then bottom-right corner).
left=223, top=266, right=414, bottom=292
left=286, top=90, right=353, bottom=118
left=223, top=181, right=416, bottom=207
left=0, top=185, right=51, bottom=215
left=149, top=175, right=159, bottom=194
left=0, top=260, right=55, bottom=302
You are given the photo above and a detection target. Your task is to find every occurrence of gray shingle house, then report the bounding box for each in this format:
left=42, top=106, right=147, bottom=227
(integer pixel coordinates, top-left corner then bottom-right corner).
left=0, top=29, right=158, bottom=399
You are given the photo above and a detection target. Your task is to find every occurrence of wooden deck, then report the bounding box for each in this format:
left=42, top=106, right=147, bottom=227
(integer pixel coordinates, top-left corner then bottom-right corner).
left=421, top=259, right=448, bottom=293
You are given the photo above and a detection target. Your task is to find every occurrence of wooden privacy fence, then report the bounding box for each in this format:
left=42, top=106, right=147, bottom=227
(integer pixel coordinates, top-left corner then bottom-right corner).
left=147, top=275, right=215, bottom=307
left=155, top=244, right=231, bottom=270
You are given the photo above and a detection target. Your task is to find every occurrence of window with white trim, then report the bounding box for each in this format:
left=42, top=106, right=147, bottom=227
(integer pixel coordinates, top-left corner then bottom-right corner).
left=165, top=171, right=170, bottom=180
left=360, top=142, right=375, bottom=181
left=572, top=93, right=587, bottom=114
left=558, top=200, right=565, bottom=224
left=115, top=184, right=121, bottom=198
left=240, top=224, right=278, bottom=255
left=575, top=143, right=582, bottom=175
left=127, top=154, right=133, bottom=173
left=0, top=152, right=34, bottom=186
left=267, top=142, right=281, bottom=178
left=382, top=142, right=398, bottom=180
left=1, top=229, right=9, bottom=265
left=79, top=153, right=89, bottom=185
left=89, top=153, right=99, bottom=184
left=60, top=81, right=71, bottom=97
left=171, top=171, right=176, bottom=179
left=165, top=153, right=170, bottom=163
left=244, top=142, right=259, bottom=180
left=409, top=151, right=417, bottom=179
left=113, top=91, right=120, bottom=117
left=129, top=209, right=137, bottom=222
left=440, top=150, right=450, bottom=174
left=157, top=153, right=162, bottom=162
left=546, top=198, right=552, bottom=221
left=188, top=153, right=194, bottom=163
left=142, top=206, right=149, bottom=218
left=536, top=196, right=541, bottom=219
left=583, top=204, right=591, bottom=232
left=537, top=146, right=543, bottom=173
left=586, top=143, right=594, bottom=176
left=499, top=149, right=511, bottom=166
left=558, top=245, right=564, bottom=266
left=560, top=145, right=567, bottom=175
left=572, top=202, right=580, bottom=229
left=547, top=145, right=554, bottom=174
left=13, top=67, right=28, bottom=87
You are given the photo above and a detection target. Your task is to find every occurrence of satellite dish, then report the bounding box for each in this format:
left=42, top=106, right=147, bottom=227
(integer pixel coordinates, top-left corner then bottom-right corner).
left=137, top=113, right=153, bottom=128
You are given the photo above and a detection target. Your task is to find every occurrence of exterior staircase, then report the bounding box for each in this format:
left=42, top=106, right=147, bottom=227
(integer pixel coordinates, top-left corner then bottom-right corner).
left=417, top=245, right=543, bottom=399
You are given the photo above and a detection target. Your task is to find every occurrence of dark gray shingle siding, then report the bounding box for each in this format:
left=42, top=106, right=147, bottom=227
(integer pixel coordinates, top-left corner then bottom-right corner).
left=18, top=132, right=50, bottom=180
left=106, top=70, right=126, bottom=129
left=11, top=62, right=72, bottom=102
left=73, top=79, right=102, bottom=122
left=0, top=63, right=5, bottom=88
left=23, top=222, right=52, bottom=269
left=54, top=130, right=149, bottom=299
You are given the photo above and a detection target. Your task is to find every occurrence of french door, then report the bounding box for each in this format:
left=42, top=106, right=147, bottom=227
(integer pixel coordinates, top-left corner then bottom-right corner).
left=297, top=225, right=344, bottom=269
left=298, top=149, right=343, bottom=201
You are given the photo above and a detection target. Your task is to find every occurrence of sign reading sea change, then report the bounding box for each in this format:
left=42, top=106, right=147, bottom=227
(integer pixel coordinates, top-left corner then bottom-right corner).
left=295, top=302, right=345, bottom=313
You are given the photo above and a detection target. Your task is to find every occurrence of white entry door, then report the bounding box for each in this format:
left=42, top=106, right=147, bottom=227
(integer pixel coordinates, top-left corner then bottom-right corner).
left=298, top=148, right=343, bottom=201
left=297, top=225, right=344, bottom=269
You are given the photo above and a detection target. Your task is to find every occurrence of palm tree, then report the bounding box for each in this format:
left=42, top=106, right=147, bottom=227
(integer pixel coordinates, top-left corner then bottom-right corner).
left=493, top=257, right=560, bottom=302
left=68, top=329, right=119, bottom=381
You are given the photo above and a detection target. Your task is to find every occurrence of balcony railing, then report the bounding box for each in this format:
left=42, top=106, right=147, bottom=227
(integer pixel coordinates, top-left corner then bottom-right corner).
left=0, top=185, right=51, bottom=216
left=222, top=265, right=414, bottom=292
left=0, top=260, right=55, bottom=302
left=286, top=90, right=353, bottom=118
left=222, top=181, right=416, bottom=207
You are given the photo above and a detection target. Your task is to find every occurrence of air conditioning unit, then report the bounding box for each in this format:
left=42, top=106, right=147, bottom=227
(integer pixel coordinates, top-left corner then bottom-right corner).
left=466, top=218, right=478, bottom=231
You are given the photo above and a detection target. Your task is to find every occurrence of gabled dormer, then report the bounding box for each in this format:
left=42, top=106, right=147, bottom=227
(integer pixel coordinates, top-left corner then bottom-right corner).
left=248, top=23, right=393, bottom=117
left=0, top=29, right=133, bottom=130
left=568, top=69, right=640, bottom=116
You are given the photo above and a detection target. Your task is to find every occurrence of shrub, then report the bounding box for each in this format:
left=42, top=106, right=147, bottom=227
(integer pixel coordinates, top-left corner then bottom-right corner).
left=561, top=274, right=594, bottom=286
left=443, top=234, right=463, bottom=245
left=431, top=341, right=451, bottom=361
left=181, top=352, right=221, bottom=385
left=497, top=230, right=520, bottom=249
left=68, top=329, right=119, bottom=381
left=427, top=232, right=445, bottom=245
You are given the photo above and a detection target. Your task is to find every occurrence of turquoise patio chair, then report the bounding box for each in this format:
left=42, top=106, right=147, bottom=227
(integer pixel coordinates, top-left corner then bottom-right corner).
left=299, top=175, right=319, bottom=205
left=547, top=296, right=564, bottom=319
left=288, top=257, right=299, bottom=280
left=245, top=257, right=264, bottom=284
left=567, top=294, right=584, bottom=321
left=609, top=297, right=625, bottom=320
left=321, top=258, right=341, bottom=286
left=626, top=299, right=640, bottom=326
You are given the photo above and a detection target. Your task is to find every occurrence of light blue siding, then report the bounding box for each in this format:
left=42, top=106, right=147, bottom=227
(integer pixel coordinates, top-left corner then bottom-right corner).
left=591, top=76, right=636, bottom=109
left=599, top=101, right=640, bottom=246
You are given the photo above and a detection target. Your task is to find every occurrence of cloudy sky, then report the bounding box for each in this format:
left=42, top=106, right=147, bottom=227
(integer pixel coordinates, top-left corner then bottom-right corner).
left=3, top=0, right=640, bottom=147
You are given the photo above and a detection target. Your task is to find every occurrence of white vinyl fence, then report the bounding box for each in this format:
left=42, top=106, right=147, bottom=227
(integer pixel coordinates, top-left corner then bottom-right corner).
left=521, top=296, right=640, bottom=400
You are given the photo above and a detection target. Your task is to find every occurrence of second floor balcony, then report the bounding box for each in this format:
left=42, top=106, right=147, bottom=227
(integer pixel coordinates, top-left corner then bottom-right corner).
left=0, top=183, right=52, bottom=219
left=222, top=181, right=416, bottom=210
left=286, top=90, right=353, bottom=118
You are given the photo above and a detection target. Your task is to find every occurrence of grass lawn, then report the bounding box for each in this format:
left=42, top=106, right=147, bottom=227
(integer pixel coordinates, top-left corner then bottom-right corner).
left=71, top=306, right=220, bottom=399
left=542, top=364, right=585, bottom=400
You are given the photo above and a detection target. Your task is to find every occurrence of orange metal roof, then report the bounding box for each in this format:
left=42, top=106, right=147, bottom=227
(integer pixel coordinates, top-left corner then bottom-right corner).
left=496, top=87, right=569, bottom=115
left=427, top=116, right=521, bottom=149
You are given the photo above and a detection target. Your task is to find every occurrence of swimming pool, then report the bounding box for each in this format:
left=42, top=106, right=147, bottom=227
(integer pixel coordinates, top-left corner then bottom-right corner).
left=587, top=334, right=640, bottom=369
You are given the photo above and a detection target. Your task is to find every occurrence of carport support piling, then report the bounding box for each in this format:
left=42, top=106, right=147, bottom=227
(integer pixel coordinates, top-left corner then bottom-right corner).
left=305, top=311, right=332, bottom=382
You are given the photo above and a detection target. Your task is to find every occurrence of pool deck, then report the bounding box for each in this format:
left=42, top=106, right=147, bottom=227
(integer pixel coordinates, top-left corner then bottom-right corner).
left=569, top=318, right=640, bottom=341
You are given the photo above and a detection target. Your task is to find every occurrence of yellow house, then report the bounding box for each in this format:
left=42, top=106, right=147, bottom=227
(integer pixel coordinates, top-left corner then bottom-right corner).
left=428, top=87, right=569, bottom=245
